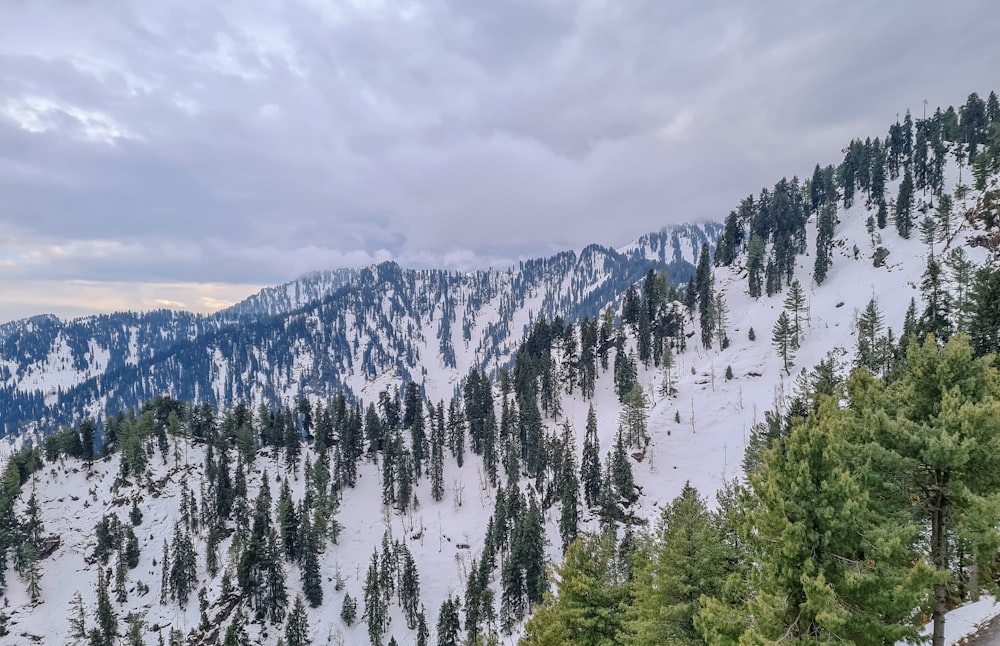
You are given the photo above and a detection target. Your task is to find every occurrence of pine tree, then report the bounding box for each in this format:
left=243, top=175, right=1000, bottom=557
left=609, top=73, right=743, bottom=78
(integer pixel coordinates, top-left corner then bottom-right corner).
left=278, top=479, right=299, bottom=562
left=124, top=612, right=144, bottom=646
left=712, top=290, right=729, bottom=348
left=169, top=523, right=197, bottom=607
left=695, top=243, right=714, bottom=348
left=708, top=396, right=934, bottom=645
left=437, top=595, right=462, bottom=646
left=747, top=234, right=765, bottom=299
left=558, top=440, right=580, bottom=551
left=364, top=551, right=387, bottom=645
left=857, top=336, right=1000, bottom=646
left=69, top=590, right=87, bottom=640
left=624, top=483, right=727, bottom=645
left=300, top=520, right=323, bottom=608
left=782, top=279, right=807, bottom=348
left=895, top=165, right=915, bottom=238
left=814, top=201, right=836, bottom=284
left=920, top=254, right=952, bottom=341
left=856, top=297, right=886, bottom=373
left=223, top=609, right=251, bottom=646
left=96, top=567, right=117, bottom=646
left=265, top=529, right=289, bottom=625
left=398, top=545, right=421, bottom=629
left=340, top=592, right=357, bottom=626
left=284, top=595, right=311, bottom=646
left=610, top=433, right=635, bottom=503
left=159, top=539, right=170, bottom=605
left=969, top=265, right=1000, bottom=356
left=618, top=384, right=648, bottom=450
left=520, top=534, right=628, bottom=646
left=580, top=405, right=601, bottom=508
left=429, top=402, right=445, bottom=502
left=771, top=311, right=795, bottom=374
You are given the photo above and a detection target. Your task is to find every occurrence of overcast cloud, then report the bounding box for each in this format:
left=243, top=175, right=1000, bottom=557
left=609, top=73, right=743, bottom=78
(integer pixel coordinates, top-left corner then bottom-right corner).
left=0, top=0, right=996, bottom=320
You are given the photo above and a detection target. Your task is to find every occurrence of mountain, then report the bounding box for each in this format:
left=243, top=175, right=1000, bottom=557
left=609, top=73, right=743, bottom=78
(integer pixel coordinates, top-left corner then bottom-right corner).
left=0, top=222, right=720, bottom=440
left=2, top=92, right=1000, bottom=645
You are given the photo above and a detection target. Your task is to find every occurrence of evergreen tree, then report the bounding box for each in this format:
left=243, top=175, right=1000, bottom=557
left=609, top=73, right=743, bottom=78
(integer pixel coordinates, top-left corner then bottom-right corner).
left=284, top=595, right=311, bottom=646
left=96, top=567, right=117, bottom=646
left=610, top=434, right=636, bottom=503
left=856, top=297, right=886, bottom=372
left=436, top=595, right=461, bottom=646
left=520, top=534, right=628, bottom=646
left=429, top=401, right=445, bottom=502
left=223, top=609, right=251, bottom=646
left=264, top=528, right=289, bottom=625
left=969, top=265, right=1000, bottom=356
left=581, top=405, right=601, bottom=508
left=301, top=521, right=323, bottom=608
left=920, top=254, right=952, bottom=341
left=168, top=523, right=197, bottom=607
left=782, top=279, right=807, bottom=349
left=771, top=311, right=795, bottom=374
left=69, top=590, right=87, bottom=641
left=364, top=551, right=387, bottom=645
left=340, top=592, right=357, bottom=626
left=895, top=165, right=915, bottom=238
left=856, top=336, right=1000, bottom=646
left=814, top=201, right=836, bottom=284
left=618, top=385, right=649, bottom=450
left=696, top=243, right=714, bottom=349
left=416, top=609, right=429, bottom=646
left=624, top=483, right=727, bottom=646
left=558, top=440, right=580, bottom=552
left=701, top=396, right=933, bottom=644
left=398, top=545, right=421, bottom=629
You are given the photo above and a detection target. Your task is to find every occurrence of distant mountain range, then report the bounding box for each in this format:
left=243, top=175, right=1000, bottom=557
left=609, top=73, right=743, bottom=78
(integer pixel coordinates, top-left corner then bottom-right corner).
left=0, top=222, right=721, bottom=439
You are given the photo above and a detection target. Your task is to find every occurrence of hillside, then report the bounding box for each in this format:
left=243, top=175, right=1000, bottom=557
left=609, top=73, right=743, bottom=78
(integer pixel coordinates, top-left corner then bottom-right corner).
left=0, top=92, right=999, bottom=645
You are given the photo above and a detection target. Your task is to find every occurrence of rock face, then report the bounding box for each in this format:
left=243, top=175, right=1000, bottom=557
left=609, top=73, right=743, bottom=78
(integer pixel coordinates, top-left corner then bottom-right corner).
left=873, top=246, right=890, bottom=267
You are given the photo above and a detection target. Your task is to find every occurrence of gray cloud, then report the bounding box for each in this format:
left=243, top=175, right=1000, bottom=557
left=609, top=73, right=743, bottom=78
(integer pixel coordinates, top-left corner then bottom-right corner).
left=0, top=0, right=997, bottom=320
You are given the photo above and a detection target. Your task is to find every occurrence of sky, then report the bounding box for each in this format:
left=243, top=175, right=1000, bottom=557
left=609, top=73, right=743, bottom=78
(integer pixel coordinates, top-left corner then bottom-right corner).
left=0, top=1, right=997, bottom=322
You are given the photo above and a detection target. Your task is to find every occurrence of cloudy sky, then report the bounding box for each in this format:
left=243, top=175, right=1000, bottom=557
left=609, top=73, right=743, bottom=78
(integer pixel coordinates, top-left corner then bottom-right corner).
left=0, top=1, right=996, bottom=321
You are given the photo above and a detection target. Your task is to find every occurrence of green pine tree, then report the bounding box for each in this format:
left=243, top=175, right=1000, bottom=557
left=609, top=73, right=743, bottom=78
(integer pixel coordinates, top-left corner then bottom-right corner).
left=623, top=483, right=727, bottom=646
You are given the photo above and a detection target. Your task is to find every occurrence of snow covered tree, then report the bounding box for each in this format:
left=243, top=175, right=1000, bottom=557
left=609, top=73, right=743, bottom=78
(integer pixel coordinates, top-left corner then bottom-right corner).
left=168, top=523, right=197, bottom=607
left=398, top=545, right=421, bottom=629
left=610, top=433, right=636, bottom=503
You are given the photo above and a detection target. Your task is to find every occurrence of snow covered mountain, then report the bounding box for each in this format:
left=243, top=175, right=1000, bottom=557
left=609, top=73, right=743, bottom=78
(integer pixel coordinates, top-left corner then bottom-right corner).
left=2, top=94, right=1000, bottom=646
left=0, top=222, right=720, bottom=440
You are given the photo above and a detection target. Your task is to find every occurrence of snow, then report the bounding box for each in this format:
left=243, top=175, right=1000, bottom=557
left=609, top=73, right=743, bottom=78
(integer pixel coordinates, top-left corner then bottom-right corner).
left=1, top=155, right=998, bottom=644
left=900, top=596, right=1000, bottom=645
